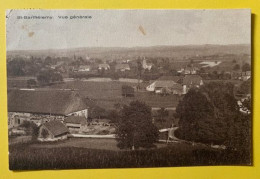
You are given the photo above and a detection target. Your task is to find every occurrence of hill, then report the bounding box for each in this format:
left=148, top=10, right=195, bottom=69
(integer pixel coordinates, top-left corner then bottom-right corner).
left=7, top=44, right=251, bottom=60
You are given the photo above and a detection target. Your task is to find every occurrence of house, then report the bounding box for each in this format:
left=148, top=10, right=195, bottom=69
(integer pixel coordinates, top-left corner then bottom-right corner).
left=241, top=71, right=251, bottom=81
left=8, top=89, right=89, bottom=129
left=146, top=76, right=183, bottom=95
left=50, top=61, right=64, bottom=70
left=177, top=66, right=198, bottom=75
left=38, top=120, right=69, bottom=141
left=231, top=71, right=242, bottom=80
left=182, top=75, right=203, bottom=94
left=142, top=59, right=153, bottom=70
left=115, top=64, right=130, bottom=72
left=78, top=65, right=91, bottom=72
left=64, top=116, right=88, bottom=133
left=98, top=64, right=110, bottom=70
left=154, top=81, right=183, bottom=94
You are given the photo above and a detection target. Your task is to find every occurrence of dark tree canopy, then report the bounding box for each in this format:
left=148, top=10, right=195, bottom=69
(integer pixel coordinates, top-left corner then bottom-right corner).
left=233, top=64, right=240, bottom=71
left=37, top=70, right=63, bottom=85
left=116, top=101, right=159, bottom=150
left=176, top=82, right=251, bottom=151
left=20, top=121, right=39, bottom=140
left=122, top=85, right=134, bottom=97
left=242, top=63, right=251, bottom=72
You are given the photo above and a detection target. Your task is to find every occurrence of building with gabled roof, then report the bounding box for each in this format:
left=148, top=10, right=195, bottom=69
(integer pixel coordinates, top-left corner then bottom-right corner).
left=64, top=116, right=88, bottom=133
left=146, top=76, right=183, bottom=94
left=98, top=64, right=110, bottom=70
left=115, top=64, right=130, bottom=72
left=8, top=89, right=89, bottom=129
left=38, top=120, right=69, bottom=141
left=78, top=65, right=91, bottom=72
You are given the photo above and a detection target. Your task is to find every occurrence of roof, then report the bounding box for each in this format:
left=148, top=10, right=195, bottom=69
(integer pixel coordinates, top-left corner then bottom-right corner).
left=79, top=65, right=91, bottom=69
left=8, top=89, right=88, bottom=115
left=42, top=120, right=69, bottom=137
left=98, top=64, right=110, bottom=68
left=115, top=64, right=130, bottom=70
left=158, top=76, right=182, bottom=83
left=154, top=81, right=182, bottom=90
left=242, top=71, right=251, bottom=76
left=65, top=116, right=87, bottom=124
left=182, top=75, right=203, bottom=86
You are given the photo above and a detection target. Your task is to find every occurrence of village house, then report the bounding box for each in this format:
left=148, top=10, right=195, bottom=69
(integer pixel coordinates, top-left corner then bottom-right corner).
left=50, top=61, right=65, bottom=70
left=115, top=64, right=131, bottom=72
left=98, top=63, right=110, bottom=70
left=179, top=66, right=198, bottom=75
left=8, top=89, right=89, bottom=129
left=146, top=76, right=183, bottom=95
left=142, top=59, right=153, bottom=70
left=241, top=71, right=251, bottom=81
left=64, top=116, right=88, bottom=133
left=78, top=65, right=91, bottom=72
left=38, top=120, right=69, bottom=141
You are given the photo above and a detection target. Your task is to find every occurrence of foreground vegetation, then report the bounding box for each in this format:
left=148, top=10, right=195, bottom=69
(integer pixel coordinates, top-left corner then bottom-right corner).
left=9, top=141, right=251, bottom=170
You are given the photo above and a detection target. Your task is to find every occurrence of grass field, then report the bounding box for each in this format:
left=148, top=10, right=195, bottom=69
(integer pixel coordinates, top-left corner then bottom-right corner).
left=9, top=138, right=250, bottom=170
left=47, top=80, right=181, bottom=110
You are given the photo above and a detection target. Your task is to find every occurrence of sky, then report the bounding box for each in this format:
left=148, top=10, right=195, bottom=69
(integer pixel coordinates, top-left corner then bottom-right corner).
left=6, top=9, right=251, bottom=51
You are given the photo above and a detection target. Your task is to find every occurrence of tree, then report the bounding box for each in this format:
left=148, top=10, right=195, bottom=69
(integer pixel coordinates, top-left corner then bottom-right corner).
left=157, top=107, right=169, bottom=123
left=238, top=79, right=251, bottom=95
left=44, top=56, right=53, bottom=65
left=50, top=72, right=63, bottom=82
left=89, top=106, right=107, bottom=119
left=116, top=101, right=159, bottom=150
left=176, top=82, right=251, bottom=151
left=233, top=64, right=240, bottom=71
left=41, top=128, right=49, bottom=139
left=7, top=58, right=26, bottom=76
left=37, top=70, right=52, bottom=85
left=137, top=58, right=143, bottom=90
left=175, top=88, right=217, bottom=143
left=19, top=121, right=39, bottom=140
left=37, top=70, right=63, bottom=85
left=27, top=79, right=37, bottom=88
left=108, top=110, right=120, bottom=124
left=242, top=63, right=251, bottom=72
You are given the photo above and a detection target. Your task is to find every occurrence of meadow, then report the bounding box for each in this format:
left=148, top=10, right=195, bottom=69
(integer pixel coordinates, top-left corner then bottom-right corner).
left=9, top=138, right=250, bottom=170
left=48, top=80, right=181, bottom=110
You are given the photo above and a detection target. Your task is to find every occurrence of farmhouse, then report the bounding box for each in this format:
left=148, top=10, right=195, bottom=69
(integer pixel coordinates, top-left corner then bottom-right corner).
left=78, top=65, right=91, bottom=72
left=98, top=63, right=110, bottom=70
left=146, top=76, right=183, bottom=94
left=115, top=64, right=130, bottom=72
left=38, top=120, right=69, bottom=141
left=64, top=116, right=88, bottom=133
left=8, top=89, right=89, bottom=129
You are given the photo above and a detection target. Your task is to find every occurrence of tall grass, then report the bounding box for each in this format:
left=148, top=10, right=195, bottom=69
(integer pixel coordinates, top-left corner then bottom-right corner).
left=9, top=143, right=251, bottom=170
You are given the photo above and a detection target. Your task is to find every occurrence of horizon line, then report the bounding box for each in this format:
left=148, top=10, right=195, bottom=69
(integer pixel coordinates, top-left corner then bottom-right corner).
left=7, top=43, right=251, bottom=52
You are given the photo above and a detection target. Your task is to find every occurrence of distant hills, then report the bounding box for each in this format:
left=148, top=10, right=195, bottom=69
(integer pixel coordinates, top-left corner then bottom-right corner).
left=7, top=44, right=251, bottom=60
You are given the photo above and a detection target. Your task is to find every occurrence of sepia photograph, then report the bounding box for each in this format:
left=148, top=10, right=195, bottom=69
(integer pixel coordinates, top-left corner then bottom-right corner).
left=6, top=9, right=252, bottom=170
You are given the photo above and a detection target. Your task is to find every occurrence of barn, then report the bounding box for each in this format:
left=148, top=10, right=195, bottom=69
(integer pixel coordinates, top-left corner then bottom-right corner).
left=38, top=120, right=69, bottom=141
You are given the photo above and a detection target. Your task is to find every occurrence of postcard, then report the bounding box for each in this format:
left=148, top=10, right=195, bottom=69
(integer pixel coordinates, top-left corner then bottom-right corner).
left=6, top=9, right=251, bottom=170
